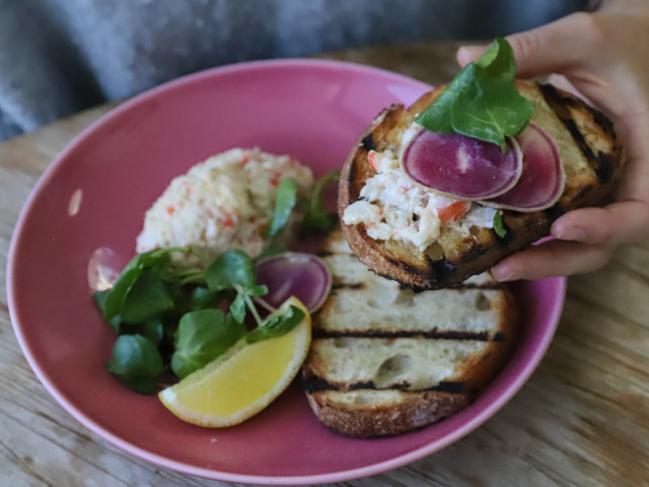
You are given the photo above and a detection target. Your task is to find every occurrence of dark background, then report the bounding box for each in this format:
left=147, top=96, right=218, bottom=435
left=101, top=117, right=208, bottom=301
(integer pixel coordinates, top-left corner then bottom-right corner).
left=0, top=0, right=593, bottom=141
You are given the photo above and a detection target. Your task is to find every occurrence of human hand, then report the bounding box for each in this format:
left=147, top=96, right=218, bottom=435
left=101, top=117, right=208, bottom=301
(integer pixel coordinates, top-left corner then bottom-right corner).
left=457, top=6, right=649, bottom=281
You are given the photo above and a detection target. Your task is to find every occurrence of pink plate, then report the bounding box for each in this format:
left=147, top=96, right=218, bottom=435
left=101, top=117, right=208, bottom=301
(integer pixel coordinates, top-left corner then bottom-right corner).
left=7, top=59, right=565, bottom=484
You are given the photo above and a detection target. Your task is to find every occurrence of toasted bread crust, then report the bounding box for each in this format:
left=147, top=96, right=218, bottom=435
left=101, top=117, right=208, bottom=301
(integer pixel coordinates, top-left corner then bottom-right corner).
left=339, top=81, right=624, bottom=289
left=307, top=390, right=469, bottom=437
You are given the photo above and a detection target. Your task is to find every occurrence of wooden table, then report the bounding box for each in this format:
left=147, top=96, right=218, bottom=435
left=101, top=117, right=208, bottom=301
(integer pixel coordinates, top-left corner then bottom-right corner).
left=1, top=42, right=648, bottom=487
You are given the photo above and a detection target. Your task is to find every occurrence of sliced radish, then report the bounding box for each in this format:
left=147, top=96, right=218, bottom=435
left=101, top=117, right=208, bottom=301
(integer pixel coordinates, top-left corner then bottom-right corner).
left=483, top=123, right=565, bottom=212
left=402, top=130, right=523, bottom=200
left=255, top=253, right=331, bottom=313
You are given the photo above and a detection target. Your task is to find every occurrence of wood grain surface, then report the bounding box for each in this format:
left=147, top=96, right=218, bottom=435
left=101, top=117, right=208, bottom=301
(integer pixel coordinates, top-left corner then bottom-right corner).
left=1, top=42, right=648, bottom=487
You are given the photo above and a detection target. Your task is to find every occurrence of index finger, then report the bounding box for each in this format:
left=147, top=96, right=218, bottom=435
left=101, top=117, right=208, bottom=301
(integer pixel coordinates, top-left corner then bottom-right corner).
left=457, top=12, right=598, bottom=78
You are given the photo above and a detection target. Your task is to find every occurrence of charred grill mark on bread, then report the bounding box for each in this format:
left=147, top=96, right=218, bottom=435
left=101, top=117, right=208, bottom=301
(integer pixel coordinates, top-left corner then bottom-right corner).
left=312, top=329, right=493, bottom=341
left=539, top=82, right=616, bottom=183
left=493, top=332, right=506, bottom=342
left=387, top=251, right=436, bottom=284
left=544, top=204, right=565, bottom=221
left=304, top=377, right=466, bottom=394
left=361, top=133, right=376, bottom=151
left=331, top=282, right=366, bottom=290
left=400, top=282, right=504, bottom=291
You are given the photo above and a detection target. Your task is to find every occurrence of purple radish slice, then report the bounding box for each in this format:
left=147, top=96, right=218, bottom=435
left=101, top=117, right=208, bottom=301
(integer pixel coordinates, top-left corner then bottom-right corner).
left=402, top=129, right=523, bottom=200
left=255, top=252, right=332, bottom=313
left=483, top=123, right=565, bottom=212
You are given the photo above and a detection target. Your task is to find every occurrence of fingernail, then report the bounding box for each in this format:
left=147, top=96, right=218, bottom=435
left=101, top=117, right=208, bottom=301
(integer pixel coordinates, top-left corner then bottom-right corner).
left=554, top=225, right=587, bottom=241
left=491, top=266, right=517, bottom=282
left=457, top=46, right=481, bottom=64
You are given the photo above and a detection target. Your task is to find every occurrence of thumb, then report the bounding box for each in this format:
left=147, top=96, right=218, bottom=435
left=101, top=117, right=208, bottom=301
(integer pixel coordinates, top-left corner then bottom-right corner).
left=457, top=12, right=597, bottom=77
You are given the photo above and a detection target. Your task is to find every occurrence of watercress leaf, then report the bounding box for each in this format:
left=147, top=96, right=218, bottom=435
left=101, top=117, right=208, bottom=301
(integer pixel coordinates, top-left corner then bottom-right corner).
left=103, top=265, right=142, bottom=320
left=267, top=178, right=299, bottom=238
left=301, top=171, right=339, bottom=234
left=245, top=305, right=305, bottom=344
left=106, top=335, right=163, bottom=394
left=493, top=210, right=508, bottom=238
left=109, top=315, right=123, bottom=334
left=415, top=65, right=474, bottom=135
left=167, top=283, right=191, bottom=316
left=136, top=248, right=171, bottom=268
left=95, top=291, right=124, bottom=333
left=205, top=249, right=255, bottom=292
left=474, top=37, right=515, bottom=78
left=140, top=319, right=164, bottom=346
left=474, top=38, right=501, bottom=69
left=189, top=287, right=217, bottom=310
left=93, top=290, right=109, bottom=315
left=177, top=270, right=206, bottom=285
left=171, top=309, right=246, bottom=379
left=451, top=75, right=532, bottom=151
left=121, top=267, right=175, bottom=324
left=229, top=292, right=247, bottom=324
left=161, top=265, right=203, bottom=284
left=415, top=37, right=532, bottom=149
left=246, top=284, right=268, bottom=298
left=101, top=248, right=180, bottom=320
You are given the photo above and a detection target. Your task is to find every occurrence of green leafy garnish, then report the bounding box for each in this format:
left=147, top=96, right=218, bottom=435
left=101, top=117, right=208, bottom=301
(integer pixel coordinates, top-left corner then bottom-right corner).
left=109, top=316, right=123, bottom=334
left=301, top=171, right=339, bottom=234
left=99, top=248, right=179, bottom=321
left=267, top=177, right=299, bottom=238
left=246, top=305, right=305, bottom=344
left=246, top=284, right=269, bottom=297
left=102, top=265, right=141, bottom=320
left=416, top=37, right=532, bottom=150
left=94, top=289, right=122, bottom=333
left=229, top=292, right=247, bottom=324
left=107, top=335, right=164, bottom=394
left=140, top=319, right=164, bottom=347
left=171, top=309, right=246, bottom=379
left=493, top=210, right=508, bottom=238
left=234, top=284, right=269, bottom=324
left=94, top=289, right=109, bottom=315
left=189, top=287, right=217, bottom=311
left=205, top=249, right=255, bottom=292
left=204, top=250, right=269, bottom=326
left=121, top=267, right=175, bottom=324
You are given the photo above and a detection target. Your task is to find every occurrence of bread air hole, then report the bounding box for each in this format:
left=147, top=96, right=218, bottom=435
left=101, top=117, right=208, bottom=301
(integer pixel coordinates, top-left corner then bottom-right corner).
left=374, top=354, right=413, bottom=388
left=476, top=292, right=491, bottom=311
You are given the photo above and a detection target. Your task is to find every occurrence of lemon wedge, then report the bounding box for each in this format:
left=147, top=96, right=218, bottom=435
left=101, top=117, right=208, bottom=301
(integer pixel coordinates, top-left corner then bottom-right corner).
left=159, top=297, right=311, bottom=427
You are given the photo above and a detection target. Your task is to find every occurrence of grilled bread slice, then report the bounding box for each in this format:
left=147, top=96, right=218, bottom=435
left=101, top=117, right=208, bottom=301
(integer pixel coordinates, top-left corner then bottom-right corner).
left=303, top=231, right=517, bottom=437
left=338, top=80, right=624, bottom=289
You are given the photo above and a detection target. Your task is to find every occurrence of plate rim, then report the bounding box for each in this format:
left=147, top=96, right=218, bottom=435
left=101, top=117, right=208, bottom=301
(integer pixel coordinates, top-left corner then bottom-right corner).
left=6, top=58, right=566, bottom=485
